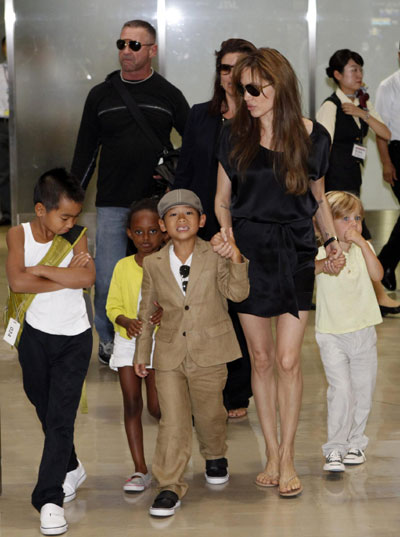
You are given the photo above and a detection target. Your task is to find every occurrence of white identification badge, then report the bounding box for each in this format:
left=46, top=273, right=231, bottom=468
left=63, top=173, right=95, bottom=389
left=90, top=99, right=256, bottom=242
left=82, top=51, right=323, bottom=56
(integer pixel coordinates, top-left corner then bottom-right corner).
left=352, top=143, right=367, bottom=160
left=3, top=317, right=21, bottom=346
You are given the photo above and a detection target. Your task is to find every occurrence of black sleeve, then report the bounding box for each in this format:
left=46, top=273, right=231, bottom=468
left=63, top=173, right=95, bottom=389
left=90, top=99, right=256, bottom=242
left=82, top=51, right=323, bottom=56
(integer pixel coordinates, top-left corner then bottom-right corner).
left=172, top=89, right=190, bottom=137
left=308, top=122, right=331, bottom=181
left=173, top=105, right=197, bottom=189
left=70, top=89, right=101, bottom=190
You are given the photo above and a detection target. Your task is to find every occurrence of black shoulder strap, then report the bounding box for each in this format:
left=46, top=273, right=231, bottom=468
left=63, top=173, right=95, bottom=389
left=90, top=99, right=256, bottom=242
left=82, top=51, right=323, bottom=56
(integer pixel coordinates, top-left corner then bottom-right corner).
left=110, top=71, right=165, bottom=155
left=324, top=93, right=341, bottom=107
left=62, top=224, right=85, bottom=246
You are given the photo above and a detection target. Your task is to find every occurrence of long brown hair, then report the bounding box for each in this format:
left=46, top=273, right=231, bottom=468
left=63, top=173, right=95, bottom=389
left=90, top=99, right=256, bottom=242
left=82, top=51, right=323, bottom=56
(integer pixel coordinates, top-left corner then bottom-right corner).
left=230, top=48, right=310, bottom=195
left=208, top=38, right=256, bottom=117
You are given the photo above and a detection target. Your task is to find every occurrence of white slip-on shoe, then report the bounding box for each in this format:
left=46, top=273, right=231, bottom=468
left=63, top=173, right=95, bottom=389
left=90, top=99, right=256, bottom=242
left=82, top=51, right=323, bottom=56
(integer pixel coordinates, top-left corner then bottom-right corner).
left=123, top=471, right=152, bottom=492
left=40, top=503, right=68, bottom=535
left=343, top=448, right=366, bottom=465
left=63, top=460, right=86, bottom=503
left=323, top=450, right=345, bottom=472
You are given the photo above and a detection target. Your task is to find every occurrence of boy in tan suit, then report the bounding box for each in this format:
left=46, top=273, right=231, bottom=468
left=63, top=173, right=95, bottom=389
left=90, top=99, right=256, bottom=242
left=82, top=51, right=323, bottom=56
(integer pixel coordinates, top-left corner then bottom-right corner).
left=134, top=189, right=249, bottom=517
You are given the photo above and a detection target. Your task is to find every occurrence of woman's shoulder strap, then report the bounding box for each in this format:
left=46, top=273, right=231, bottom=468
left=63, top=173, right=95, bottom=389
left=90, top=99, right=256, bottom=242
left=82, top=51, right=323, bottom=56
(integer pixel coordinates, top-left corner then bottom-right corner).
left=324, top=92, right=340, bottom=107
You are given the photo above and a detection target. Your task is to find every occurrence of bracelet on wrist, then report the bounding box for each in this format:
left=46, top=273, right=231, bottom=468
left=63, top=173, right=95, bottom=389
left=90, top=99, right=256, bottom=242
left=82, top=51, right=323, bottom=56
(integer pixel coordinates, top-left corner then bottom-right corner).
left=364, top=112, right=370, bottom=121
left=324, top=236, right=338, bottom=248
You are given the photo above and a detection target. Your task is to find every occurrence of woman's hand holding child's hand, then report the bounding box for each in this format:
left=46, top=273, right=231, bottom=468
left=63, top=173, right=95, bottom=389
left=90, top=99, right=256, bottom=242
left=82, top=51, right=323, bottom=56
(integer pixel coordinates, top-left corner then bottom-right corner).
left=323, top=252, right=346, bottom=275
left=211, top=227, right=243, bottom=263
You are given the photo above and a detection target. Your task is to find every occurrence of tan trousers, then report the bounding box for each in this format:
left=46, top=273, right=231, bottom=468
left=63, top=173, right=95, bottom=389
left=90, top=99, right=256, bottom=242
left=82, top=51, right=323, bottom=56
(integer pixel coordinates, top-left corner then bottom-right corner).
left=152, top=354, right=228, bottom=498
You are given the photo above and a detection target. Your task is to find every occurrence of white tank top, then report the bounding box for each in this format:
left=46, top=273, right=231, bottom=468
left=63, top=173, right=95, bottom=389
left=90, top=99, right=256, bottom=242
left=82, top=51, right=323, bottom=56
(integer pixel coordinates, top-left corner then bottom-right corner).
left=23, top=222, right=90, bottom=335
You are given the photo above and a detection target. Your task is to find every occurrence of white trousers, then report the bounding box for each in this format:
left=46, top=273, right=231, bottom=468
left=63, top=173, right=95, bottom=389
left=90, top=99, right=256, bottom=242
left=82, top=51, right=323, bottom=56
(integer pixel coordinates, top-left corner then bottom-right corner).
left=316, top=326, right=377, bottom=457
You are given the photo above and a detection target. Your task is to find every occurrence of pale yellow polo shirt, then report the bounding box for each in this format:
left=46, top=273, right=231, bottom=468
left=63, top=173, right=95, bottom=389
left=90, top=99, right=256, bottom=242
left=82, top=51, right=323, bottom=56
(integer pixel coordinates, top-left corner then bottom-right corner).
left=315, top=243, right=382, bottom=334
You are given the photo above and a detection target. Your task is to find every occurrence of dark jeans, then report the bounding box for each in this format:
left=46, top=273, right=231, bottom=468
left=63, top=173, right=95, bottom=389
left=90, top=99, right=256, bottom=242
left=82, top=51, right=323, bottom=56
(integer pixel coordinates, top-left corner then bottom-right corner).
left=94, top=206, right=130, bottom=343
left=18, top=323, right=92, bottom=511
left=378, top=141, right=400, bottom=270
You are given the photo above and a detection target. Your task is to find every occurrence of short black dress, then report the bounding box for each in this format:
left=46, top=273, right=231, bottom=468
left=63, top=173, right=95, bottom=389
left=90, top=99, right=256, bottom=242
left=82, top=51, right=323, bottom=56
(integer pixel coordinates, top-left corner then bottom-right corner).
left=217, top=121, right=330, bottom=318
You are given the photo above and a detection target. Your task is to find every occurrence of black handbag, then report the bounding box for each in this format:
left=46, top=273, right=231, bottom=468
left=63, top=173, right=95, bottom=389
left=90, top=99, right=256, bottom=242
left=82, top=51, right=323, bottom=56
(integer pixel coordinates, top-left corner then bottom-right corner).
left=110, top=72, right=179, bottom=196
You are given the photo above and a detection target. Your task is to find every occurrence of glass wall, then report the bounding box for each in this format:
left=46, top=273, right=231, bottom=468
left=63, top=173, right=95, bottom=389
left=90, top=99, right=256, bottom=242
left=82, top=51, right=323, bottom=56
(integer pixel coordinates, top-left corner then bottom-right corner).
left=6, top=0, right=400, bottom=223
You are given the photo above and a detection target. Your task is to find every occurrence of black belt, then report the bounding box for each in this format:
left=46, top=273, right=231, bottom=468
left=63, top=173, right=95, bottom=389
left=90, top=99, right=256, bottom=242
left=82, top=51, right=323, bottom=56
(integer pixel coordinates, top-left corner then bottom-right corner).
left=0, top=117, right=8, bottom=122
left=389, top=140, right=400, bottom=147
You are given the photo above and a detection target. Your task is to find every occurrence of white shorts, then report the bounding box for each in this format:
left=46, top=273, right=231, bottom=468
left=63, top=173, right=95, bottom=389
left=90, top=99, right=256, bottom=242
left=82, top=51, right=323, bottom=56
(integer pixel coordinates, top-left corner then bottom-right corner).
left=109, top=332, right=154, bottom=371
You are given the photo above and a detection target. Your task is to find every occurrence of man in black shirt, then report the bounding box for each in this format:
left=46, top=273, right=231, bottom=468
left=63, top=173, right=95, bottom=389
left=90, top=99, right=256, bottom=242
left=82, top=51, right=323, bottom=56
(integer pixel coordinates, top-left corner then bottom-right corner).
left=72, top=20, right=189, bottom=364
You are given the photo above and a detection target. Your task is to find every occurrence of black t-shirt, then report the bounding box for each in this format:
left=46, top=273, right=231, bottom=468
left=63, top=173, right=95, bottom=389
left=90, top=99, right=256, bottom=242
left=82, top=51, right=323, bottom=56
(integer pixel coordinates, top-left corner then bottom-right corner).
left=71, top=70, right=189, bottom=207
left=217, top=121, right=331, bottom=223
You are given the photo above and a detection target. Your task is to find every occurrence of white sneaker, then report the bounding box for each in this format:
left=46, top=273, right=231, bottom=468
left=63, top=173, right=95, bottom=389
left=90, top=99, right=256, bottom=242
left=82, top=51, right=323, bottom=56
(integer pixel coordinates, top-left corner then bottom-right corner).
left=343, top=448, right=366, bottom=465
left=63, top=460, right=86, bottom=503
left=40, top=503, right=68, bottom=535
left=323, top=450, right=345, bottom=472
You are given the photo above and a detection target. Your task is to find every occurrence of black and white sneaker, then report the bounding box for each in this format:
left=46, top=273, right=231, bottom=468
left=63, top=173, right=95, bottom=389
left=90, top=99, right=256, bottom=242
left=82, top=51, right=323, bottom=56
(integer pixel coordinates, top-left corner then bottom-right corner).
left=343, top=448, right=366, bottom=465
left=98, top=341, right=113, bottom=365
left=205, top=457, right=229, bottom=484
left=149, top=490, right=181, bottom=517
left=323, top=450, right=345, bottom=472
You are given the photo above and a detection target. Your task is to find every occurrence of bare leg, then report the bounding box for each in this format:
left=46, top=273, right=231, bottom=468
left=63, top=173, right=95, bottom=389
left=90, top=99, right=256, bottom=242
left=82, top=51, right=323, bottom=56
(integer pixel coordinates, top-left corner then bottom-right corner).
left=238, top=313, right=279, bottom=486
left=275, top=311, right=308, bottom=495
left=118, top=366, right=147, bottom=474
left=144, top=369, right=161, bottom=420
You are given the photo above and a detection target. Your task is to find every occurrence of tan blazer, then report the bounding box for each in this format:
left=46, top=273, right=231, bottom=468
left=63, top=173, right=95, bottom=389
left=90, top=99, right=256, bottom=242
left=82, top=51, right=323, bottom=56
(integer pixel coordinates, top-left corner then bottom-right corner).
left=134, top=237, right=250, bottom=371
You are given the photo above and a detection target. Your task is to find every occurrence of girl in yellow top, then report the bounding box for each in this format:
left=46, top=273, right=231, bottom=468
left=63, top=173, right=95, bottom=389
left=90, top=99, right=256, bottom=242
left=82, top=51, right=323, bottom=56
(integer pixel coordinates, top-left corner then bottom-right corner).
left=106, top=198, right=165, bottom=492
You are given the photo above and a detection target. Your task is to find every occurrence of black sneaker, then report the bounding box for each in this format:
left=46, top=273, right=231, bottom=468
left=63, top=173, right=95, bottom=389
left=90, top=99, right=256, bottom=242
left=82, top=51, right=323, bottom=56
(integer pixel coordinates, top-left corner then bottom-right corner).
left=98, top=341, right=113, bottom=365
left=205, top=457, right=229, bottom=484
left=149, top=490, right=181, bottom=517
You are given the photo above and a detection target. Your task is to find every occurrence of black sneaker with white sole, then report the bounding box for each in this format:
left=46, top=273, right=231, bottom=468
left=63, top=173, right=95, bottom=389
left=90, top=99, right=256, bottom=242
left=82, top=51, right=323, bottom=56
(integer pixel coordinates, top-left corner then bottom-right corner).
left=149, top=490, right=181, bottom=517
left=323, top=450, right=345, bottom=472
left=205, top=457, right=229, bottom=484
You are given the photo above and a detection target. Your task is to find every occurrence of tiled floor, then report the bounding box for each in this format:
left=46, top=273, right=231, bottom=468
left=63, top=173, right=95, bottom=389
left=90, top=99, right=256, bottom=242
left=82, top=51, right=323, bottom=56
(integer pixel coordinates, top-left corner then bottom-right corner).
left=1, top=211, right=399, bottom=537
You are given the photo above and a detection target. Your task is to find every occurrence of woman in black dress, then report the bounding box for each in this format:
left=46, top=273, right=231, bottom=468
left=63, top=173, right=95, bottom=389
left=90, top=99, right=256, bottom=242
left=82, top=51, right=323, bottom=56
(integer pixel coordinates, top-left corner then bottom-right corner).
left=174, top=39, right=256, bottom=419
left=215, top=48, right=340, bottom=496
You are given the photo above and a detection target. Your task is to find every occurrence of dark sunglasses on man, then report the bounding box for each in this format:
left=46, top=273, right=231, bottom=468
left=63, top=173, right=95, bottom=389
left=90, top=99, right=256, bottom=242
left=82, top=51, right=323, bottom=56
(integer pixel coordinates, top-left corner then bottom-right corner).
left=237, top=82, right=271, bottom=97
left=116, top=39, right=155, bottom=52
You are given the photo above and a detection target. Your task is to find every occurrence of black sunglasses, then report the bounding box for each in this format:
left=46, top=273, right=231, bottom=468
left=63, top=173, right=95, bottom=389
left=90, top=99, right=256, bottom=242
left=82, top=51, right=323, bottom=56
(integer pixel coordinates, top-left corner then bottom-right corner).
left=179, top=265, right=190, bottom=292
left=237, top=83, right=271, bottom=97
left=219, top=64, right=235, bottom=75
left=116, top=39, right=154, bottom=52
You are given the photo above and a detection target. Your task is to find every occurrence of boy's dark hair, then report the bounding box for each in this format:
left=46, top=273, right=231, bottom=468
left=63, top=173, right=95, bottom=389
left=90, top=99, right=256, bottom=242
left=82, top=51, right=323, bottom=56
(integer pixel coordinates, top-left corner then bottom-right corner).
left=33, top=168, right=85, bottom=210
left=127, top=198, right=159, bottom=228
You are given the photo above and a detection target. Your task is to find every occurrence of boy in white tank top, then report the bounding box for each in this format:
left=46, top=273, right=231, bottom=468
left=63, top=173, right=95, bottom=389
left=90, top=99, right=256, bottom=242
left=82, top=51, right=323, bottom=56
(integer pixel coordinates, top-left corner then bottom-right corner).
left=5, top=168, right=95, bottom=536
